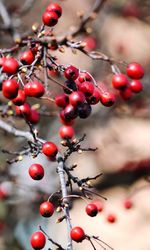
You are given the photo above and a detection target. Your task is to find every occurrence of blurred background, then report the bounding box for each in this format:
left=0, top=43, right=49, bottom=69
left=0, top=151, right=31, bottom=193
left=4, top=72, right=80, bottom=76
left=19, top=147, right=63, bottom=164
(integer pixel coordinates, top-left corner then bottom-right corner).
left=0, top=0, right=150, bottom=249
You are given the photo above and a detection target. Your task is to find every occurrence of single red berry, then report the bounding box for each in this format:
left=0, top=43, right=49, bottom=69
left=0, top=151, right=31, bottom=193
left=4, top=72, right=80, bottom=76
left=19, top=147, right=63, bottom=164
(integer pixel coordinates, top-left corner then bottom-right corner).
left=78, top=103, right=92, bottom=119
left=127, top=62, right=144, bottom=79
left=120, top=87, right=133, bottom=100
left=64, top=104, right=78, bottom=120
left=60, top=117, right=75, bottom=126
left=79, top=81, right=94, bottom=97
left=92, top=200, right=103, bottom=212
left=64, top=66, right=79, bottom=80
left=2, top=79, right=19, bottom=99
left=46, top=3, right=62, bottom=17
left=27, top=109, right=40, bottom=124
left=83, top=36, right=97, bottom=51
left=55, top=93, right=69, bottom=108
left=69, top=91, right=85, bottom=106
left=78, top=72, right=92, bottom=83
left=129, top=80, right=143, bottom=93
left=70, top=227, right=85, bottom=242
left=30, top=231, right=46, bottom=249
left=42, top=142, right=58, bottom=157
left=16, top=103, right=31, bottom=117
left=12, top=89, right=26, bottom=106
left=124, top=199, right=133, bottom=209
left=2, top=57, right=19, bottom=75
left=59, top=125, right=74, bottom=139
left=20, top=50, right=35, bottom=65
left=24, top=81, right=45, bottom=98
left=28, top=164, right=44, bottom=180
left=87, top=88, right=101, bottom=105
left=99, top=92, right=115, bottom=107
left=40, top=201, right=54, bottom=217
left=112, top=74, right=129, bottom=90
left=42, top=11, right=58, bottom=27
left=106, top=214, right=116, bottom=223
left=85, top=203, right=98, bottom=217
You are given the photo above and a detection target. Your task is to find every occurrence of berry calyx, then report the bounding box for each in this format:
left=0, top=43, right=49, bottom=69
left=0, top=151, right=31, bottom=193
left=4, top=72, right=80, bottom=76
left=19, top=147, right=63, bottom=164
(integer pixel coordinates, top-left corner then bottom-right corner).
left=40, top=201, right=54, bottom=217
left=46, top=3, right=62, bottom=18
left=112, top=74, right=129, bottom=90
left=12, top=89, right=26, bottom=106
left=24, top=81, right=45, bottom=98
left=42, top=142, right=58, bottom=157
left=30, top=231, right=46, bottom=249
left=2, top=57, right=19, bottom=75
left=70, top=227, right=85, bottom=242
left=20, top=50, right=35, bottom=65
left=85, top=203, right=98, bottom=217
left=28, top=164, right=44, bottom=180
left=64, top=66, right=79, bottom=80
left=127, top=62, right=144, bottom=79
left=59, top=125, right=74, bottom=139
left=42, top=11, right=58, bottom=27
left=129, top=80, right=143, bottom=93
left=2, top=79, right=19, bottom=99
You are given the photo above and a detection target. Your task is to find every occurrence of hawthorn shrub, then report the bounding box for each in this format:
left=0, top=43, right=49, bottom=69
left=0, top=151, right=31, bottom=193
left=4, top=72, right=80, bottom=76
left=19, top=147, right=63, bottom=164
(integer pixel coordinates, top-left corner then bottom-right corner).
left=0, top=0, right=149, bottom=250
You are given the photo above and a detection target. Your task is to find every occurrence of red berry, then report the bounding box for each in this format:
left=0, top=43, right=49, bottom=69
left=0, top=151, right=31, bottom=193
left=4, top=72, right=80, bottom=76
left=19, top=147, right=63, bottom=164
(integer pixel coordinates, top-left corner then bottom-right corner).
left=64, top=104, right=78, bottom=120
left=0, top=57, right=6, bottom=67
left=85, top=203, right=98, bottom=217
left=70, top=227, right=85, bottom=242
left=106, top=214, right=116, bottom=223
left=55, top=93, right=69, bottom=108
left=124, top=199, right=133, bottom=209
left=69, top=91, right=85, bottom=106
left=24, top=81, right=45, bottom=98
left=59, top=125, right=74, bottom=139
left=129, top=80, right=143, bottom=93
left=64, top=66, right=79, bottom=80
left=120, top=87, right=133, bottom=100
left=12, top=89, right=26, bottom=106
left=87, top=88, right=101, bottom=105
left=92, top=200, right=103, bottom=212
left=2, top=79, right=19, bottom=99
left=42, top=11, right=58, bottom=27
left=79, top=81, right=94, bottom=97
left=78, top=72, right=92, bottom=83
left=46, top=3, right=62, bottom=17
left=60, top=117, right=75, bottom=126
left=27, top=109, right=40, bottom=124
left=28, top=164, right=44, bottom=180
left=2, top=57, right=19, bottom=75
left=99, top=92, right=115, bottom=107
left=0, top=186, right=8, bottom=200
left=20, top=50, right=35, bottom=65
left=127, top=62, right=144, bottom=79
left=83, top=36, right=97, bottom=51
left=16, top=103, right=31, bottom=117
left=30, top=231, right=46, bottom=249
left=112, top=74, right=129, bottom=90
left=40, top=201, right=54, bottom=217
left=42, top=142, right=58, bottom=157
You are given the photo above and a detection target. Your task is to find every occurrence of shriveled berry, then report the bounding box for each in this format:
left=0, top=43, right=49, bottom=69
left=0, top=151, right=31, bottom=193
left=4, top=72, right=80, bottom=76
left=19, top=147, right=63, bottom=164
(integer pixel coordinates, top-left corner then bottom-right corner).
left=70, top=227, right=85, bottom=242
left=28, top=164, right=44, bottom=180
left=40, top=201, right=54, bottom=217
